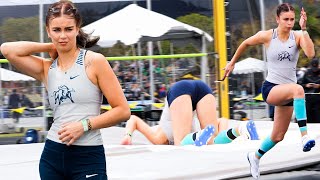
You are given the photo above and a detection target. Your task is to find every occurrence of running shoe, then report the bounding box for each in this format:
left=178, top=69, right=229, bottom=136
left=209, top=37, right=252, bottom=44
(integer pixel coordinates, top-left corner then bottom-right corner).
left=194, top=125, right=214, bottom=146
left=239, top=120, right=259, bottom=140
left=247, top=152, right=260, bottom=179
left=302, top=135, right=315, bottom=152
left=246, top=120, right=259, bottom=140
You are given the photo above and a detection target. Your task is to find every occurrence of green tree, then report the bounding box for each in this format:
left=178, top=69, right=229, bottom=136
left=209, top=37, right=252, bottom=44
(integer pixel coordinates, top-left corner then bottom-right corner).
left=1, top=16, right=39, bottom=42
left=175, top=13, right=215, bottom=80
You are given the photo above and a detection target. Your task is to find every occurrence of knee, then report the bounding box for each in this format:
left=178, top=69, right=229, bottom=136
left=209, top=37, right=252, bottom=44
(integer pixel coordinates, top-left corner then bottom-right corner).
left=271, top=133, right=285, bottom=143
left=294, top=85, right=305, bottom=97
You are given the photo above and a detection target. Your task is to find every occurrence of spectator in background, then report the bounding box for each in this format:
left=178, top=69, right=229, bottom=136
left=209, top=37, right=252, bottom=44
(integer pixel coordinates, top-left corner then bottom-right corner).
left=8, top=89, right=21, bottom=123
left=299, top=58, right=320, bottom=123
left=240, top=80, right=250, bottom=97
left=130, top=83, right=141, bottom=100
left=21, top=94, right=34, bottom=108
left=158, top=83, right=167, bottom=99
left=300, top=58, right=320, bottom=93
left=3, top=90, right=9, bottom=108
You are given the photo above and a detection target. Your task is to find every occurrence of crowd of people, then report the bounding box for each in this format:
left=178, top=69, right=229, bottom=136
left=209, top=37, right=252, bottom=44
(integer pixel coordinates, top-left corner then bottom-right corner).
left=110, top=57, right=198, bottom=102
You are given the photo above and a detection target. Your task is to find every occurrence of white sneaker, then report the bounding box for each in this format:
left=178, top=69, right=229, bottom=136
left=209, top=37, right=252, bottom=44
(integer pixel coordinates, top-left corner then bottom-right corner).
left=239, top=120, right=259, bottom=140
left=301, top=135, right=315, bottom=152
left=247, top=152, right=260, bottom=179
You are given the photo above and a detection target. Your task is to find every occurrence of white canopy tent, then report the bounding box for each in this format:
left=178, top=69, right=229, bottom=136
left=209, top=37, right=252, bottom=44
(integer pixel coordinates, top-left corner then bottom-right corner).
left=0, top=68, right=35, bottom=81
left=82, top=4, right=213, bottom=47
left=233, top=57, right=266, bottom=75
left=232, top=57, right=267, bottom=119
left=232, top=57, right=267, bottom=97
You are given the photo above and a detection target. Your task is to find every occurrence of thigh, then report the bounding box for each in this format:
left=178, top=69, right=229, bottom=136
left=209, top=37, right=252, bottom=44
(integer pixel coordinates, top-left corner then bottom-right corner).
left=196, top=94, right=218, bottom=132
left=267, top=84, right=300, bottom=106
left=39, top=146, right=64, bottom=180
left=70, top=146, right=107, bottom=180
left=170, top=95, right=193, bottom=145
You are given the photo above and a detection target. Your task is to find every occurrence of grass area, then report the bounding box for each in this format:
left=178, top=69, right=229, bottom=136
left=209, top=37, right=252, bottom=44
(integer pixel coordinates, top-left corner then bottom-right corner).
left=0, top=127, right=43, bottom=138
left=0, top=133, right=24, bottom=138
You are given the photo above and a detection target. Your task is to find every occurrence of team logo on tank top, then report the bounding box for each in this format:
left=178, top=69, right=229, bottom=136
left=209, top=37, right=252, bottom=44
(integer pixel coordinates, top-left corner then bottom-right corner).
left=52, top=85, right=75, bottom=105
left=278, top=51, right=292, bottom=62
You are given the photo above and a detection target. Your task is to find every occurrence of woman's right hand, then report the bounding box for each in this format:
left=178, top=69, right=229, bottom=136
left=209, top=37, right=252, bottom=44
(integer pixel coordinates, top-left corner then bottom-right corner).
left=223, top=62, right=235, bottom=78
left=48, top=44, right=58, bottom=60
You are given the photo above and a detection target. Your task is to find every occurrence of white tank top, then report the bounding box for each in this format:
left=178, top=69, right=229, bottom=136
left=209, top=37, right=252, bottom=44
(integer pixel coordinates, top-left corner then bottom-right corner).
left=47, top=49, right=103, bottom=145
left=266, top=29, right=299, bottom=84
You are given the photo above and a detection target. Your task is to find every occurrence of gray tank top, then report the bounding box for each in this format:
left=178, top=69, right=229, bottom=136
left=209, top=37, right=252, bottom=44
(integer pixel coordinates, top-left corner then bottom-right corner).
left=266, top=29, right=299, bottom=84
left=47, top=49, right=103, bottom=145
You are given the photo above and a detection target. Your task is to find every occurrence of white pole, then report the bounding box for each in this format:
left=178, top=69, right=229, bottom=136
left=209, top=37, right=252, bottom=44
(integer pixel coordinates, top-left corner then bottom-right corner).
left=147, top=0, right=154, bottom=103
left=39, top=2, right=47, bottom=130
left=0, top=64, right=3, bottom=124
left=170, top=43, right=175, bottom=82
left=201, top=35, right=207, bottom=83
left=137, top=42, right=145, bottom=104
left=259, top=0, right=269, bottom=118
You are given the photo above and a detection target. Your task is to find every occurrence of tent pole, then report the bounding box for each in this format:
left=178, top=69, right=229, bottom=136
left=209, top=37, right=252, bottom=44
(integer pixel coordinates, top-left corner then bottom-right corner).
left=170, top=43, right=175, bottom=82
left=39, top=2, right=47, bottom=131
left=147, top=0, right=154, bottom=103
left=137, top=42, right=145, bottom=104
left=250, top=73, right=254, bottom=120
left=201, top=35, right=208, bottom=83
left=0, top=63, right=3, bottom=124
left=259, top=0, right=269, bottom=118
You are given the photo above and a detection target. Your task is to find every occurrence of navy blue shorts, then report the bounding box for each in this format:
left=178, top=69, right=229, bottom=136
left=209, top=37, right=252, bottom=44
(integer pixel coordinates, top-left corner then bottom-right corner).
left=261, top=80, right=293, bottom=106
left=39, top=139, right=107, bottom=180
left=167, top=80, right=213, bottom=111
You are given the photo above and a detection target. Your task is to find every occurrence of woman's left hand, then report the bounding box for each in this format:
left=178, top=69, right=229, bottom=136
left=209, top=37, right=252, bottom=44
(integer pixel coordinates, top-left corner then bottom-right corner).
left=58, top=121, right=84, bottom=146
left=299, top=7, right=307, bottom=29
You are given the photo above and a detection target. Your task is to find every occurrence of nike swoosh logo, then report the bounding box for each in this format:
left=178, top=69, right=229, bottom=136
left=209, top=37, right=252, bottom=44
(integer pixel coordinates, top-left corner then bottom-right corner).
left=70, top=75, right=80, bottom=79
left=86, top=174, right=98, bottom=178
left=288, top=45, right=295, bottom=48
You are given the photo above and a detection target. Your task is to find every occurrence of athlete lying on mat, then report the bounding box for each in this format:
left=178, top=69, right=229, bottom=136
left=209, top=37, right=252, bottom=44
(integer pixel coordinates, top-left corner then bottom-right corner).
left=121, top=80, right=259, bottom=146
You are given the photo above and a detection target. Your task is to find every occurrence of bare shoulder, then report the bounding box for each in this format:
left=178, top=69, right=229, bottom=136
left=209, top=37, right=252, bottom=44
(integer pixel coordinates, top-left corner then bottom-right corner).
left=256, top=29, right=273, bottom=41
left=84, top=50, right=108, bottom=69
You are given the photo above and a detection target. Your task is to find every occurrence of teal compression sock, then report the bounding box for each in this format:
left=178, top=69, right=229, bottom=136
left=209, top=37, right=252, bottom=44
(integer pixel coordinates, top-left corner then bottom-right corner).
left=256, top=135, right=276, bottom=158
left=214, top=128, right=239, bottom=144
left=294, top=98, right=307, bottom=133
left=180, top=125, right=214, bottom=146
left=180, top=132, right=196, bottom=145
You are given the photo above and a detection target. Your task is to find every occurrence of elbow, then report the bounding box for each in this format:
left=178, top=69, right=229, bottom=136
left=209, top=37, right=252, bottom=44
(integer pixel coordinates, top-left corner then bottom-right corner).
left=121, top=105, right=131, bottom=122
left=306, top=50, right=315, bottom=59
left=0, top=43, right=10, bottom=58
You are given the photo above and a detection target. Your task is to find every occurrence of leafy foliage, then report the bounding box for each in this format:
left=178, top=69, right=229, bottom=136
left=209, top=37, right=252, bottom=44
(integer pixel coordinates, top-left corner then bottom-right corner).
left=1, top=16, right=39, bottom=42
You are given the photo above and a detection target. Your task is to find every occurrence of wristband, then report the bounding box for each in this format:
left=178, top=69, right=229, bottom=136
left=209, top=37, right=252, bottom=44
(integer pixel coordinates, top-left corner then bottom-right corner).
left=87, top=119, right=92, bottom=131
left=126, top=132, right=132, bottom=137
left=302, top=30, right=308, bottom=35
left=81, top=119, right=88, bottom=132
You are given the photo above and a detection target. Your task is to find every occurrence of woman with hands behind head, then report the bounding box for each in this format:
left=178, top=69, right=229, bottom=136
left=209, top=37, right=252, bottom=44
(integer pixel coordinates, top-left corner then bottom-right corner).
left=223, top=3, right=315, bottom=179
left=1, top=1, right=130, bottom=179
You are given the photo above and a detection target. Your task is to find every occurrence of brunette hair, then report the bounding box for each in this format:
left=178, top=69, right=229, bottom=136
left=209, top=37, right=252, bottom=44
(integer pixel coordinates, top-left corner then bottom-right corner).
left=45, top=0, right=99, bottom=48
left=276, top=3, right=295, bottom=17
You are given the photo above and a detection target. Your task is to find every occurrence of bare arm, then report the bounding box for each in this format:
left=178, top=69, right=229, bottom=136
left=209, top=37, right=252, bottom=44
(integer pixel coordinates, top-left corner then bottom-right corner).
left=122, top=115, right=168, bottom=145
left=224, top=30, right=271, bottom=77
left=0, top=41, right=54, bottom=82
left=297, top=8, right=315, bottom=58
left=90, top=53, right=131, bottom=129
